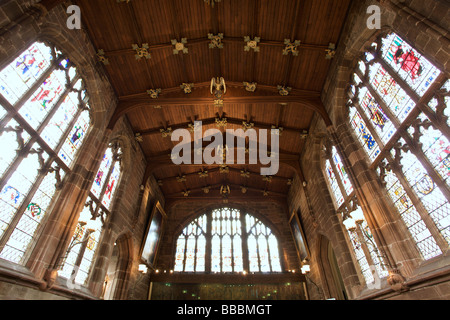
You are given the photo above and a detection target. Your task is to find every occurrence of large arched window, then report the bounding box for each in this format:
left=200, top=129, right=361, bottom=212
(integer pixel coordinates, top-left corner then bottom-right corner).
left=0, top=41, right=90, bottom=265
left=58, top=142, right=122, bottom=285
left=347, top=32, right=449, bottom=261
left=323, top=143, right=388, bottom=285
left=174, top=207, right=282, bottom=273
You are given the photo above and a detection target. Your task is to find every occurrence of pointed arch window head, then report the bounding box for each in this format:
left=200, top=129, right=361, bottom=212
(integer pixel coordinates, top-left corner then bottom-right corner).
left=59, top=142, right=123, bottom=285
left=0, top=41, right=91, bottom=265
left=174, top=207, right=282, bottom=274
left=347, top=31, right=450, bottom=261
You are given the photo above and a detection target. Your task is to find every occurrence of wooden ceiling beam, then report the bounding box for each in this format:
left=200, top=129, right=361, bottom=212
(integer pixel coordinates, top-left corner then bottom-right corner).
left=97, top=37, right=329, bottom=57
left=107, top=85, right=331, bottom=129
left=156, top=166, right=292, bottom=184
left=136, top=115, right=308, bottom=137
left=164, top=183, right=287, bottom=199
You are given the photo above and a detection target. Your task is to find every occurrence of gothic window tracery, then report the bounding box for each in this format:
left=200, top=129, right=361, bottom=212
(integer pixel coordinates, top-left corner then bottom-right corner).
left=347, top=32, right=450, bottom=260
left=0, top=41, right=91, bottom=265
left=58, top=142, right=122, bottom=285
left=323, top=144, right=388, bottom=285
left=174, top=207, right=282, bottom=273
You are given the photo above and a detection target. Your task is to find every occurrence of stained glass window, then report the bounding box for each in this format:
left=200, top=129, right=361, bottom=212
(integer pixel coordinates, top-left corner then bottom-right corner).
left=58, top=143, right=122, bottom=285
left=323, top=142, right=387, bottom=285
left=0, top=41, right=91, bottom=266
left=348, top=32, right=449, bottom=261
left=173, top=208, right=282, bottom=273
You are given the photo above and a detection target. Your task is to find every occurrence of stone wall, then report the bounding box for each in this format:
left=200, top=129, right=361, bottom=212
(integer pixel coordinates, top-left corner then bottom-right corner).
left=0, top=1, right=163, bottom=300
left=289, top=0, right=450, bottom=300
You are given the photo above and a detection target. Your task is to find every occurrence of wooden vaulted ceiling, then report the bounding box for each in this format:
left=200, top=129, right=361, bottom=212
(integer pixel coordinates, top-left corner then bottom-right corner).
left=75, top=0, right=353, bottom=203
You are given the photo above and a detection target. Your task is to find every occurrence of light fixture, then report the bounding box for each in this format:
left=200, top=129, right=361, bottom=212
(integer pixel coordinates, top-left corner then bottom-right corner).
left=301, top=263, right=310, bottom=274
left=138, top=264, right=148, bottom=274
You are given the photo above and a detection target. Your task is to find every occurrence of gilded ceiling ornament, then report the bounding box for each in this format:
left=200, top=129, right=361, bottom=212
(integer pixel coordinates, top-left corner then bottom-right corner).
left=300, top=130, right=309, bottom=138
left=325, top=43, right=336, bottom=59
left=271, top=125, right=284, bottom=136
left=157, top=180, right=163, bottom=186
left=188, top=121, right=201, bottom=133
left=198, top=170, right=209, bottom=178
left=244, top=36, right=260, bottom=52
left=134, top=132, right=143, bottom=142
left=215, top=117, right=228, bottom=128
left=214, top=99, right=224, bottom=107
left=116, top=0, right=132, bottom=3
left=240, top=186, right=248, bottom=194
left=277, top=85, right=291, bottom=96
left=160, top=127, right=172, bottom=138
left=171, top=38, right=188, bottom=54
left=147, top=88, right=161, bottom=99
left=287, top=179, right=292, bottom=186
left=132, top=43, right=151, bottom=60
left=96, top=49, right=109, bottom=65
left=219, top=165, right=229, bottom=174
left=208, top=33, right=224, bottom=49
left=182, top=190, right=190, bottom=197
left=283, top=39, right=301, bottom=56
left=204, top=0, right=221, bottom=7
left=153, top=105, right=162, bottom=109
left=180, top=82, right=194, bottom=94
left=243, top=81, right=257, bottom=92
left=176, top=175, right=186, bottom=183
left=262, top=175, right=273, bottom=183
left=242, top=121, right=254, bottom=132
left=262, top=190, right=269, bottom=196
left=240, top=170, right=250, bottom=178
left=202, top=186, right=211, bottom=194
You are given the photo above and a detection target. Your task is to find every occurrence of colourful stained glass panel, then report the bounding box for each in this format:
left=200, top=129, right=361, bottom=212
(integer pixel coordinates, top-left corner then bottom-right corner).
left=0, top=42, right=53, bottom=105
left=325, top=159, right=345, bottom=207
left=416, top=116, right=450, bottom=184
left=18, top=69, right=66, bottom=128
left=369, top=63, right=415, bottom=122
left=91, top=148, right=113, bottom=198
left=1, top=164, right=64, bottom=264
left=332, top=147, right=354, bottom=196
left=358, top=86, right=396, bottom=144
left=350, top=107, right=381, bottom=162
left=382, top=166, right=442, bottom=260
left=40, top=92, right=78, bottom=150
left=0, top=149, right=42, bottom=240
left=381, top=33, right=441, bottom=97
left=59, top=109, right=90, bottom=166
left=399, top=149, right=450, bottom=246
left=102, top=161, right=121, bottom=209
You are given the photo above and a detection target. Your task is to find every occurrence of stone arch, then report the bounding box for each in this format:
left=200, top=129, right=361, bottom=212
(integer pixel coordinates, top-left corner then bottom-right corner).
left=102, top=232, right=134, bottom=300
left=316, top=234, right=349, bottom=300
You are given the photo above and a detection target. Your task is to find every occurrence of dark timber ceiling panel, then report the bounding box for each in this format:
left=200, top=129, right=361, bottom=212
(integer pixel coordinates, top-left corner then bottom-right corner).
left=75, top=0, right=353, bottom=203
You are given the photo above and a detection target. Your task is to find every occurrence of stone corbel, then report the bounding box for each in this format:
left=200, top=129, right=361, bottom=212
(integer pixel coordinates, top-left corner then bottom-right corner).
left=387, top=269, right=409, bottom=292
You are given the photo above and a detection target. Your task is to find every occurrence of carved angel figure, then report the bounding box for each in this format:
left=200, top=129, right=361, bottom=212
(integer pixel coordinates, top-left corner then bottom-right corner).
left=211, top=77, right=226, bottom=99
